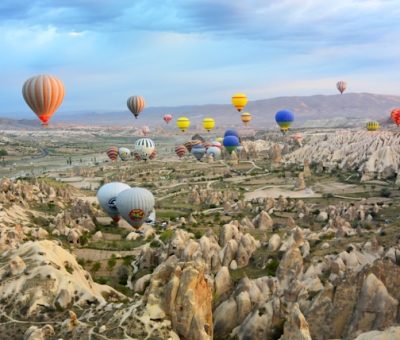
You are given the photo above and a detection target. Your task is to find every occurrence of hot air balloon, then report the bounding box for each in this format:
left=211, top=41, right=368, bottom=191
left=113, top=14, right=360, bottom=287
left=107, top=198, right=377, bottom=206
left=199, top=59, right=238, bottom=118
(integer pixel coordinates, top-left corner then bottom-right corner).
left=366, top=121, right=380, bottom=131
left=134, top=138, right=155, bottom=161
left=232, top=93, right=248, bottom=112
left=97, top=182, right=130, bottom=222
left=163, top=114, right=173, bottom=124
left=211, top=141, right=222, bottom=149
left=184, top=141, right=193, bottom=152
left=216, top=137, right=223, bottom=143
left=240, top=112, right=252, bottom=126
left=119, top=147, right=131, bottom=161
left=175, top=145, right=187, bottom=158
left=391, top=109, right=400, bottom=126
left=202, top=118, right=215, bottom=132
left=223, top=135, right=240, bottom=153
left=275, top=110, right=294, bottom=133
left=224, top=129, right=239, bottom=138
left=116, top=187, right=155, bottom=228
left=177, top=116, right=190, bottom=132
left=191, top=144, right=206, bottom=161
left=107, top=147, right=119, bottom=161
left=127, top=96, right=145, bottom=118
left=291, top=133, right=303, bottom=146
left=337, top=81, right=347, bottom=94
left=142, top=126, right=150, bottom=136
left=206, top=146, right=221, bottom=160
left=133, top=152, right=142, bottom=161
left=149, top=149, right=157, bottom=160
left=22, top=75, right=65, bottom=126
left=191, top=139, right=203, bottom=147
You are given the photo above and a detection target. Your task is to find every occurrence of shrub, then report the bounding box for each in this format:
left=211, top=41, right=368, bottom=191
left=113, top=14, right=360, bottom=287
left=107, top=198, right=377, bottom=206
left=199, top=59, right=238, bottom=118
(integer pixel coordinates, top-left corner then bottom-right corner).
left=117, top=265, right=130, bottom=285
left=380, top=188, right=391, bottom=198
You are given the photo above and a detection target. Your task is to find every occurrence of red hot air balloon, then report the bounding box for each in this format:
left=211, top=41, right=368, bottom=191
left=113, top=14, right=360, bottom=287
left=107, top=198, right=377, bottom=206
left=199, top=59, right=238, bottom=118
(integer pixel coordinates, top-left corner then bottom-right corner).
left=22, top=75, right=65, bottom=126
left=149, top=150, right=157, bottom=160
left=133, top=152, right=142, bottom=161
left=175, top=145, right=187, bottom=158
left=391, top=108, right=400, bottom=126
left=163, top=114, right=173, bottom=124
left=106, top=147, right=119, bottom=161
left=336, top=81, right=347, bottom=94
left=127, top=96, right=145, bottom=118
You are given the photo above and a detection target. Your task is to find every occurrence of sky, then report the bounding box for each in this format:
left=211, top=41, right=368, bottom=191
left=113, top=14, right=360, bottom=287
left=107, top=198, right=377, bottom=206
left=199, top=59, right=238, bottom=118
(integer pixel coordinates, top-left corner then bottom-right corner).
left=1, top=0, right=400, bottom=115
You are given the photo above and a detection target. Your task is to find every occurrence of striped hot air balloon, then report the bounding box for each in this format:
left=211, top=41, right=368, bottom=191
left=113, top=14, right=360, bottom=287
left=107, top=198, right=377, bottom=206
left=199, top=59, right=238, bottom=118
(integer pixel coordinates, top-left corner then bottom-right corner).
left=232, top=93, right=248, bottom=112
left=163, top=114, right=173, bottom=124
left=366, top=121, right=380, bottom=131
left=240, top=112, right=252, bottom=126
left=175, top=145, right=187, bottom=158
left=184, top=141, right=193, bottom=152
left=391, top=109, right=400, bottom=126
left=336, top=81, right=347, bottom=94
left=134, top=138, right=155, bottom=161
left=22, top=75, right=65, bottom=126
left=127, top=96, right=145, bottom=118
left=149, top=149, right=157, bottom=160
left=107, top=147, right=119, bottom=161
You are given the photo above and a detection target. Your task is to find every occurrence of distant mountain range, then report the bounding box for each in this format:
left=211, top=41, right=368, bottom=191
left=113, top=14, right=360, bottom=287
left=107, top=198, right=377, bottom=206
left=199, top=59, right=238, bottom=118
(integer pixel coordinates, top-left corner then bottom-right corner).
left=1, top=93, right=399, bottom=129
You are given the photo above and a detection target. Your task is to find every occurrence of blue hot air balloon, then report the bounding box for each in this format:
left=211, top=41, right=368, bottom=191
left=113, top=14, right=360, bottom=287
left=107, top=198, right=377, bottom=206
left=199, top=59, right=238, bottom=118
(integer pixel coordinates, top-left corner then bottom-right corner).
left=191, top=144, right=206, bottom=161
left=275, top=110, right=294, bottom=133
left=224, top=129, right=239, bottom=138
left=223, top=135, right=240, bottom=154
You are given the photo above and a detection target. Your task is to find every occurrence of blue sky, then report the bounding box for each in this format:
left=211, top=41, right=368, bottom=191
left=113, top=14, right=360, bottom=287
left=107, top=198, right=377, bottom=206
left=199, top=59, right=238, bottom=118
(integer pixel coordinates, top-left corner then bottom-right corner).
left=1, top=0, right=400, bottom=115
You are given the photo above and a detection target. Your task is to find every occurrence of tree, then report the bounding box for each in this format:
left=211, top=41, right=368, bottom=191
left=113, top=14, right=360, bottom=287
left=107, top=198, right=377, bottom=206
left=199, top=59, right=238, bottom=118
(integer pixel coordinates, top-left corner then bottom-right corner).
left=91, top=262, right=101, bottom=276
left=0, top=149, right=8, bottom=157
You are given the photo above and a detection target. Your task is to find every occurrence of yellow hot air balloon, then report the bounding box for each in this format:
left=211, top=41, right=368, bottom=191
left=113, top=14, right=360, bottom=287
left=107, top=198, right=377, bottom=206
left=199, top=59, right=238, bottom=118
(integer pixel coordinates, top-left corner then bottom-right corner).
left=232, top=93, right=248, bottom=112
left=177, top=116, right=190, bottom=132
left=240, top=112, right=252, bottom=126
left=366, top=121, right=380, bottom=131
left=216, top=137, right=223, bottom=143
left=202, top=117, right=215, bottom=132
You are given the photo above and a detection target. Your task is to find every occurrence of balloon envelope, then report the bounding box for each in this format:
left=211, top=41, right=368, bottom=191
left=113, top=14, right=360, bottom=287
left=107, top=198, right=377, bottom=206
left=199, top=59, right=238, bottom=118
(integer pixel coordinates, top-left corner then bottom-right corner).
left=224, top=129, right=239, bottom=138
left=202, top=118, right=215, bottom=132
left=336, top=81, right=347, bottom=94
left=177, top=116, right=190, bottom=132
left=116, top=187, right=155, bottom=228
left=191, top=144, right=206, bottom=161
left=134, top=138, right=155, bottom=161
left=107, top=147, right=119, bottom=161
left=97, top=182, right=130, bottom=222
left=275, top=110, right=294, bottom=132
left=175, top=145, right=187, bottom=158
left=207, top=146, right=222, bottom=160
left=366, top=121, right=380, bottom=131
left=231, top=93, right=248, bottom=112
left=241, top=112, right=252, bottom=125
left=127, top=96, right=145, bottom=118
left=223, top=135, right=240, bottom=153
left=391, top=109, right=400, bottom=126
left=163, top=114, right=173, bottom=124
left=22, top=75, right=65, bottom=126
left=119, top=147, right=131, bottom=161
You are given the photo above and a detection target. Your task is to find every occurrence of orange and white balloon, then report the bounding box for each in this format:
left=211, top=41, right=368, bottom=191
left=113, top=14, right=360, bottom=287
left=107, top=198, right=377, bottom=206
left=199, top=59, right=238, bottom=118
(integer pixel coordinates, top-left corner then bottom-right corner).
left=22, top=74, right=65, bottom=126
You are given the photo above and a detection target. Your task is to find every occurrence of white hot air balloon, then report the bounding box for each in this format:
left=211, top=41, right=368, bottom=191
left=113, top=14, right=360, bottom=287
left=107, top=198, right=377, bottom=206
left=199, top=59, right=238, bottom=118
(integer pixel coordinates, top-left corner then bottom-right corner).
left=116, top=187, right=155, bottom=228
left=206, top=146, right=222, bottom=160
left=96, top=182, right=130, bottom=222
left=118, top=147, right=131, bottom=161
left=134, top=138, right=155, bottom=161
